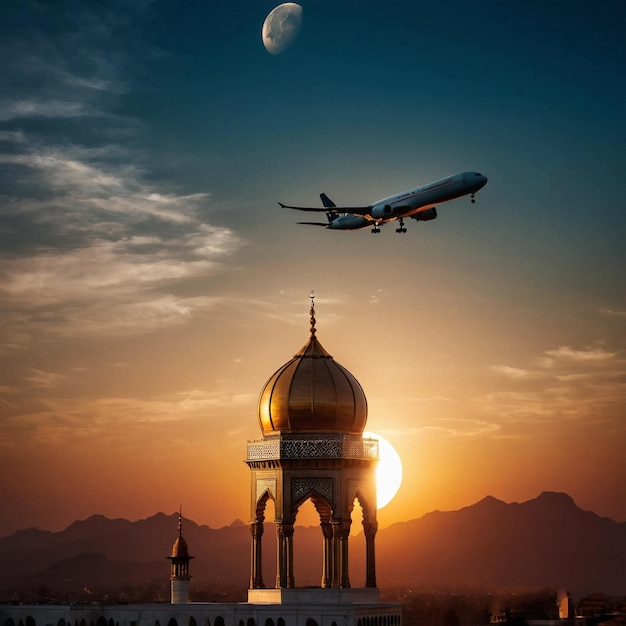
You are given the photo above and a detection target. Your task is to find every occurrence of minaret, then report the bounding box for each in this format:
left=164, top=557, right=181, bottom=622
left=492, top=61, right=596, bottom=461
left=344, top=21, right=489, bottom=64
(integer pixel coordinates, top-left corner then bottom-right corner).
left=167, top=507, right=194, bottom=603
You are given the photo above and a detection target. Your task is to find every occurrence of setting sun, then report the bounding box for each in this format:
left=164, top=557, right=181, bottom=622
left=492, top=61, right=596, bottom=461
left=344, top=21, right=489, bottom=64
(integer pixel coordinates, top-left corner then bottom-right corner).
left=364, top=431, right=403, bottom=509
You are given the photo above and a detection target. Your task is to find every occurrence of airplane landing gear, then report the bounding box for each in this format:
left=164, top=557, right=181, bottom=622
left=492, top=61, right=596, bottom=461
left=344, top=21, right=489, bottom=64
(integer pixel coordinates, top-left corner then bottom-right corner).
left=395, top=218, right=407, bottom=233
left=471, top=193, right=476, bottom=204
left=371, top=225, right=381, bottom=234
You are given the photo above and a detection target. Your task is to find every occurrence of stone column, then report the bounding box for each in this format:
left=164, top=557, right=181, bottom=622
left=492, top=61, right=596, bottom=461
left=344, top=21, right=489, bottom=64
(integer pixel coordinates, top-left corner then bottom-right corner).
left=332, top=521, right=351, bottom=588
left=249, top=520, right=265, bottom=589
left=363, top=520, right=378, bottom=588
left=283, top=522, right=295, bottom=588
left=321, top=522, right=333, bottom=588
left=275, top=522, right=294, bottom=588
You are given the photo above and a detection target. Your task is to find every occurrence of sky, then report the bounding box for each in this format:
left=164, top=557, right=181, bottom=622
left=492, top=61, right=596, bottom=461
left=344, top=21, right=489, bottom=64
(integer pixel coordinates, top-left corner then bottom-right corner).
left=1, top=0, right=625, bottom=538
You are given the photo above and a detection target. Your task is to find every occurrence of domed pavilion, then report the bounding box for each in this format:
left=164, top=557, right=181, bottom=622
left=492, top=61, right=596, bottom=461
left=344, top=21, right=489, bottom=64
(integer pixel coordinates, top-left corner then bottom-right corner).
left=246, top=294, right=379, bottom=594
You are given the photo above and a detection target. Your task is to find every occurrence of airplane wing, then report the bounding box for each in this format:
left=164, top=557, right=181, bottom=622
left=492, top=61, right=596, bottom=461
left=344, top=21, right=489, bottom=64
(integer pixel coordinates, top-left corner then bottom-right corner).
left=278, top=202, right=372, bottom=215
left=296, top=221, right=329, bottom=227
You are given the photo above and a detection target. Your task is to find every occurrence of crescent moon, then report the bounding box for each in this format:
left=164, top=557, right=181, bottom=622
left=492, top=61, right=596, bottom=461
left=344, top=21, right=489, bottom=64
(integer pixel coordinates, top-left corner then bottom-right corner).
left=262, top=3, right=303, bottom=55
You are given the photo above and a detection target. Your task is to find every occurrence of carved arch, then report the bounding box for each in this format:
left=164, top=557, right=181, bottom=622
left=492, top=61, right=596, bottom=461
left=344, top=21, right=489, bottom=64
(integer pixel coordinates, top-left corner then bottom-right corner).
left=292, top=489, right=332, bottom=523
left=354, top=488, right=377, bottom=523
left=254, top=489, right=274, bottom=522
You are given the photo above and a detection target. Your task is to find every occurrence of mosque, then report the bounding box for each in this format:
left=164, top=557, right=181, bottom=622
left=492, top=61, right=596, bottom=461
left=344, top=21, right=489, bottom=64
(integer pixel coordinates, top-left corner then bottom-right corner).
left=1, top=298, right=402, bottom=626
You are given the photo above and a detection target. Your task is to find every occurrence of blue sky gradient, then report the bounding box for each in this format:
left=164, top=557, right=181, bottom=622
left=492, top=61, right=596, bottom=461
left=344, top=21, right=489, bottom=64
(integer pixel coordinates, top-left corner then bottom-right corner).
left=0, top=0, right=624, bottom=535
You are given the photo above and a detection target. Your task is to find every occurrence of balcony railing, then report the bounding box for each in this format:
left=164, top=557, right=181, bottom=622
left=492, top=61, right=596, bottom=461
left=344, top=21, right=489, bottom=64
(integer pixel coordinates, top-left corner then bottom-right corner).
left=247, top=434, right=378, bottom=461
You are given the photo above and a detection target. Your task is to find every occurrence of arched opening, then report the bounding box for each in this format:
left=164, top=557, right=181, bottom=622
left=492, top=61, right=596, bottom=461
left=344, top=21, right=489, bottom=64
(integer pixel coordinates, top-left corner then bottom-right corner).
left=292, top=491, right=333, bottom=588
left=167, top=619, right=178, bottom=626
left=277, top=620, right=285, bottom=626
left=5, top=619, right=15, bottom=626
left=25, top=618, right=35, bottom=626
left=96, top=618, right=107, bottom=626
left=57, top=620, right=66, bottom=626
left=348, top=496, right=366, bottom=587
left=214, top=620, right=224, bottom=626
left=305, top=620, right=318, bottom=626
left=246, top=620, right=256, bottom=626
left=292, top=497, right=324, bottom=587
left=189, top=618, right=197, bottom=626
left=264, top=619, right=275, bottom=626
left=259, top=495, right=276, bottom=587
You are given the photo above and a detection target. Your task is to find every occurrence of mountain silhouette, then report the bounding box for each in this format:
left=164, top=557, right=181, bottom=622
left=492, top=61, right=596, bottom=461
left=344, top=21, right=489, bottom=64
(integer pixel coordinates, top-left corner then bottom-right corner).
left=0, top=492, right=623, bottom=597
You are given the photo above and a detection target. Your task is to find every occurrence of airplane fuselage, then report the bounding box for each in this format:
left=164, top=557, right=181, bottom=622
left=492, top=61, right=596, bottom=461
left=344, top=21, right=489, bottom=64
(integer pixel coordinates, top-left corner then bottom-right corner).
left=367, top=171, right=487, bottom=223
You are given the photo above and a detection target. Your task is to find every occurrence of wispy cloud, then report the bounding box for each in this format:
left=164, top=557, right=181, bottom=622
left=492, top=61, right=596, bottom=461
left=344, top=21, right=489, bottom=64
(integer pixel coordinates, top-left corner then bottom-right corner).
left=491, top=365, right=528, bottom=379
left=481, top=340, right=625, bottom=432
left=600, top=309, right=626, bottom=318
left=0, top=388, right=258, bottom=448
left=24, top=369, right=67, bottom=389
left=0, top=6, right=246, bottom=343
left=541, top=345, right=616, bottom=365
left=0, top=99, right=98, bottom=122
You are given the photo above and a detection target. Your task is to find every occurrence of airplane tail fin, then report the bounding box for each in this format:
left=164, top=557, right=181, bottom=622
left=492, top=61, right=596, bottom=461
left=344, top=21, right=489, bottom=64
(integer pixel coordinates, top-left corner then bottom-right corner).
left=320, top=193, right=336, bottom=209
left=319, top=194, right=340, bottom=224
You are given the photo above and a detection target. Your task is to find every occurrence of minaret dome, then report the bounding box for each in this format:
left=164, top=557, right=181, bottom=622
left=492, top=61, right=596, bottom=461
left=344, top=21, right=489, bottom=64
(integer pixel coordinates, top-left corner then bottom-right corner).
left=257, top=293, right=368, bottom=435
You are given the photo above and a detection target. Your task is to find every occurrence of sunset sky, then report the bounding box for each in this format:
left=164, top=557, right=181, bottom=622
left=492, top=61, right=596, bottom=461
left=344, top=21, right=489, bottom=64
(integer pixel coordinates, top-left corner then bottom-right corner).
left=1, top=0, right=625, bottom=538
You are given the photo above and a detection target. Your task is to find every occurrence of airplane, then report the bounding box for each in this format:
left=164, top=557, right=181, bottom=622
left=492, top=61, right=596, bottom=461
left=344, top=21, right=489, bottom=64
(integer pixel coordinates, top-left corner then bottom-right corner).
left=279, top=171, right=487, bottom=234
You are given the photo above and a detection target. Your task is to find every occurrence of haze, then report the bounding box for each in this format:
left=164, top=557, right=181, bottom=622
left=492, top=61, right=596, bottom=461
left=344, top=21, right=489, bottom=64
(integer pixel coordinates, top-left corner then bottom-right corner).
left=0, top=0, right=624, bottom=537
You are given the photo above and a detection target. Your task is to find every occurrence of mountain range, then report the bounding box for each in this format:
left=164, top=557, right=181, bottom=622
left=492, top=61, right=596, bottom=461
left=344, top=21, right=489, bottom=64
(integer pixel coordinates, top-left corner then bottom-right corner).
left=1, top=492, right=624, bottom=598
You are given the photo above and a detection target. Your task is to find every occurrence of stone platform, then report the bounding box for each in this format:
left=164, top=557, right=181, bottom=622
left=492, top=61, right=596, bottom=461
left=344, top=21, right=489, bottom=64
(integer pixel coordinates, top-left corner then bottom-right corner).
left=247, top=587, right=381, bottom=604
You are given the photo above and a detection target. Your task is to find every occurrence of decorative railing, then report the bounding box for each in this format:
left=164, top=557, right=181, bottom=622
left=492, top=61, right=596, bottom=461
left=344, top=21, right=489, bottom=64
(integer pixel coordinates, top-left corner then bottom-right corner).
left=247, top=434, right=378, bottom=461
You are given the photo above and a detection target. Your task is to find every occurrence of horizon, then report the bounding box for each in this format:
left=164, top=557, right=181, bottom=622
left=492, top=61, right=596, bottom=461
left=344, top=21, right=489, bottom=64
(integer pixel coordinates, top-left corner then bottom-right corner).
left=1, top=0, right=625, bottom=538
left=3, top=489, right=622, bottom=538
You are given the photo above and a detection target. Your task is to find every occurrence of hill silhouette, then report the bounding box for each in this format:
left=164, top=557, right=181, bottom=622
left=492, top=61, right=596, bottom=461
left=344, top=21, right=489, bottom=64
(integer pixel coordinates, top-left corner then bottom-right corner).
left=0, top=492, right=623, bottom=597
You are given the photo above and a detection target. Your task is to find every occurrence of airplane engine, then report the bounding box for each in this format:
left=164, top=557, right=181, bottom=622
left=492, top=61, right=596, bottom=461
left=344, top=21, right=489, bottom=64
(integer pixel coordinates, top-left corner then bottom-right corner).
left=371, top=204, right=393, bottom=220
left=411, top=207, right=437, bottom=222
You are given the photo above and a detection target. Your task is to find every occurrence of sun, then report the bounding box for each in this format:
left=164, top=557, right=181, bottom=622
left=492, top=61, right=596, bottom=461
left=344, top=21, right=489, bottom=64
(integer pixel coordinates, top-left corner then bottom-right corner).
left=363, top=431, right=403, bottom=509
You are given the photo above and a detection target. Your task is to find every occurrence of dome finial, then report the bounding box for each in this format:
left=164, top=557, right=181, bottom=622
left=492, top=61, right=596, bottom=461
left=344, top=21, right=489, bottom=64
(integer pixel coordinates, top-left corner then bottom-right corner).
left=309, top=291, right=316, bottom=336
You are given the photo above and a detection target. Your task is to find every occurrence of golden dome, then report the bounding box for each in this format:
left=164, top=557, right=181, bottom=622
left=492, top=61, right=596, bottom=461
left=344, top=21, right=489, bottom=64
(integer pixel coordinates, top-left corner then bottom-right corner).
left=168, top=509, right=193, bottom=560
left=257, top=297, right=368, bottom=435
left=170, top=534, right=189, bottom=558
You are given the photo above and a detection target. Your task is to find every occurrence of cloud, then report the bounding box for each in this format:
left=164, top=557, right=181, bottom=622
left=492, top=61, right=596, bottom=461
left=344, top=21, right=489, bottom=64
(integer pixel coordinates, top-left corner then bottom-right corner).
left=0, top=100, right=97, bottom=122
left=542, top=345, right=616, bottom=364
left=0, top=12, right=246, bottom=344
left=480, top=340, right=625, bottom=432
left=600, top=309, right=626, bottom=318
left=0, top=230, right=242, bottom=339
left=491, top=365, right=528, bottom=379
left=24, top=369, right=67, bottom=389
left=0, top=388, right=257, bottom=448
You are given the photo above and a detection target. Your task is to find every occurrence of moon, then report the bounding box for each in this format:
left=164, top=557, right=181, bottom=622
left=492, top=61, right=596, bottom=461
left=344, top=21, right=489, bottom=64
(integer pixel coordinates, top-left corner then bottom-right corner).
left=364, top=431, right=403, bottom=509
left=262, top=3, right=303, bottom=55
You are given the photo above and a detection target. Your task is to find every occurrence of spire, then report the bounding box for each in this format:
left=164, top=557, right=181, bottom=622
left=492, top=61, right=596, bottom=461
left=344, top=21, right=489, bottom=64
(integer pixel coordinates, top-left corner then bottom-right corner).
left=309, top=290, right=316, bottom=336
left=178, top=505, right=183, bottom=537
